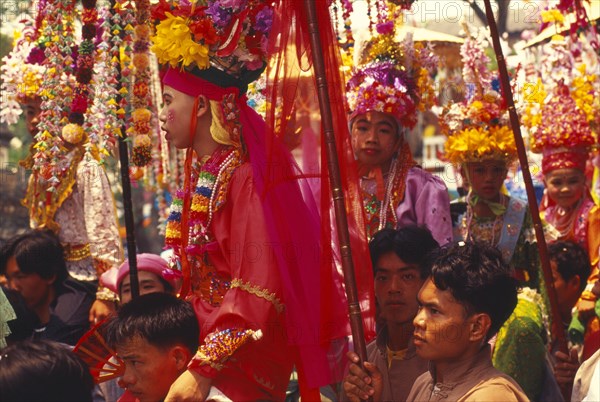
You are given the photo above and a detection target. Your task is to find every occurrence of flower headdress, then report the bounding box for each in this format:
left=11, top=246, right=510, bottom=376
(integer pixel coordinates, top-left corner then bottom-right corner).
left=441, top=27, right=517, bottom=166
left=150, top=0, right=274, bottom=78
left=346, top=19, right=437, bottom=129
left=0, top=21, right=46, bottom=125
left=524, top=38, right=598, bottom=174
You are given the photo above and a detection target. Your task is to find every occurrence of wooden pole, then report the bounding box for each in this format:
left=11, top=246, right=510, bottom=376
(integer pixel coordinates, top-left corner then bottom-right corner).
left=482, top=0, right=567, bottom=353
left=111, top=0, right=139, bottom=299
left=302, top=0, right=370, bottom=378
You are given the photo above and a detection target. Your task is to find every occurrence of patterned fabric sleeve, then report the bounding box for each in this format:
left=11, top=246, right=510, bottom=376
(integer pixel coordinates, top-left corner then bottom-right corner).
left=78, top=156, right=123, bottom=275
left=191, top=328, right=263, bottom=371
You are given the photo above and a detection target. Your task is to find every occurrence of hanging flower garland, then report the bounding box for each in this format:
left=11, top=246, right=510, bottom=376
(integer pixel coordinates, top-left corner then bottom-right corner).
left=341, top=0, right=354, bottom=47
left=129, top=0, right=154, bottom=169
left=113, top=0, right=135, bottom=141
left=35, top=0, right=77, bottom=187
left=62, top=0, right=99, bottom=146
left=86, top=3, right=121, bottom=160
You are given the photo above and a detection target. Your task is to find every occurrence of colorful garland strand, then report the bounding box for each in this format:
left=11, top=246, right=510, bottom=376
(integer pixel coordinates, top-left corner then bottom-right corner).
left=61, top=0, right=99, bottom=146
left=341, top=0, right=354, bottom=47
left=129, top=0, right=154, bottom=169
left=35, top=0, right=76, bottom=188
left=112, top=0, right=134, bottom=141
left=87, top=3, right=119, bottom=160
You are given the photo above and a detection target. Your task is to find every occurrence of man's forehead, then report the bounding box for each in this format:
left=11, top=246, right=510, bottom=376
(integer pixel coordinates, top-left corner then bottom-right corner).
left=419, top=278, right=451, bottom=301
left=121, top=271, right=162, bottom=286
left=376, top=263, right=420, bottom=273
left=117, top=335, right=150, bottom=354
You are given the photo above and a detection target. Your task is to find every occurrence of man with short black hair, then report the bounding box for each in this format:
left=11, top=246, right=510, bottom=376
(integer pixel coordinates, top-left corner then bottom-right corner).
left=0, top=339, right=94, bottom=402
left=408, top=242, right=528, bottom=401
left=342, top=226, right=438, bottom=401
left=104, top=292, right=200, bottom=402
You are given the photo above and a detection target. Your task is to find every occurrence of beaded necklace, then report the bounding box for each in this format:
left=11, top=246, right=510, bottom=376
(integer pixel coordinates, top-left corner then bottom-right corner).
left=165, top=146, right=242, bottom=254
left=361, top=154, right=413, bottom=239
left=547, top=198, right=583, bottom=239
left=464, top=193, right=506, bottom=246
left=361, top=161, right=399, bottom=237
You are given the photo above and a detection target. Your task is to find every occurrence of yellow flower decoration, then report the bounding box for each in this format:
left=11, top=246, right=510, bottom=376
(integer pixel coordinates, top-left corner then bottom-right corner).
left=444, top=125, right=517, bottom=165
left=133, top=134, right=152, bottom=147
left=571, top=74, right=597, bottom=122
left=541, top=9, right=565, bottom=25
left=522, top=78, right=547, bottom=106
left=150, top=13, right=210, bottom=69
left=62, top=123, right=85, bottom=144
left=132, top=107, right=152, bottom=122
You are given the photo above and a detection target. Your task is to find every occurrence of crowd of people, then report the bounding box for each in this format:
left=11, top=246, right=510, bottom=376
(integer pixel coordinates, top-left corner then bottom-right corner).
left=0, top=0, right=599, bottom=401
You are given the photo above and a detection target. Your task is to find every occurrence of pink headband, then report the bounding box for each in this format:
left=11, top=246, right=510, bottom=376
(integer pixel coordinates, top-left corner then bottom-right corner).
left=99, top=253, right=181, bottom=294
left=162, top=68, right=239, bottom=100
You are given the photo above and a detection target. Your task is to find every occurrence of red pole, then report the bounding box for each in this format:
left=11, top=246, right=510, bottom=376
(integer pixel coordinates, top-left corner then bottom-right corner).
left=302, top=0, right=370, bottom=379
left=481, top=0, right=568, bottom=355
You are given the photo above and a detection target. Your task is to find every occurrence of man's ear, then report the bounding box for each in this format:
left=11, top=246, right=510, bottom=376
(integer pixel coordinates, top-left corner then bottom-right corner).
left=170, top=345, right=193, bottom=371
left=47, top=274, right=56, bottom=286
left=468, top=313, right=491, bottom=342
left=196, top=95, right=210, bottom=118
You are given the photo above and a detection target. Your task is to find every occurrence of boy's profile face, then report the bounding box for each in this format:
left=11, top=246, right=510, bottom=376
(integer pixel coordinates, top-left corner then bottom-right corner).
left=159, top=85, right=199, bottom=150
left=412, top=278, right=474, bottom=364
left=374, top=252, right=423, bottom=326
left=117, top=335, right=187, bottom=402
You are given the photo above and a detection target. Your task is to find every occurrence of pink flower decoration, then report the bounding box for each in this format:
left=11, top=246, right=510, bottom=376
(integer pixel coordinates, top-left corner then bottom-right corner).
left=72, top=94, right=89, bottom=113
left=376, top=21, right=394, bottom=35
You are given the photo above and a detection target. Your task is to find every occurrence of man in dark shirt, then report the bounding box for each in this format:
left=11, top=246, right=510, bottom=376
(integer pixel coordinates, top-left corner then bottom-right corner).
left=342, top=227, right=439, bottom=401
left=1, top=230, right=93, bottom=345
